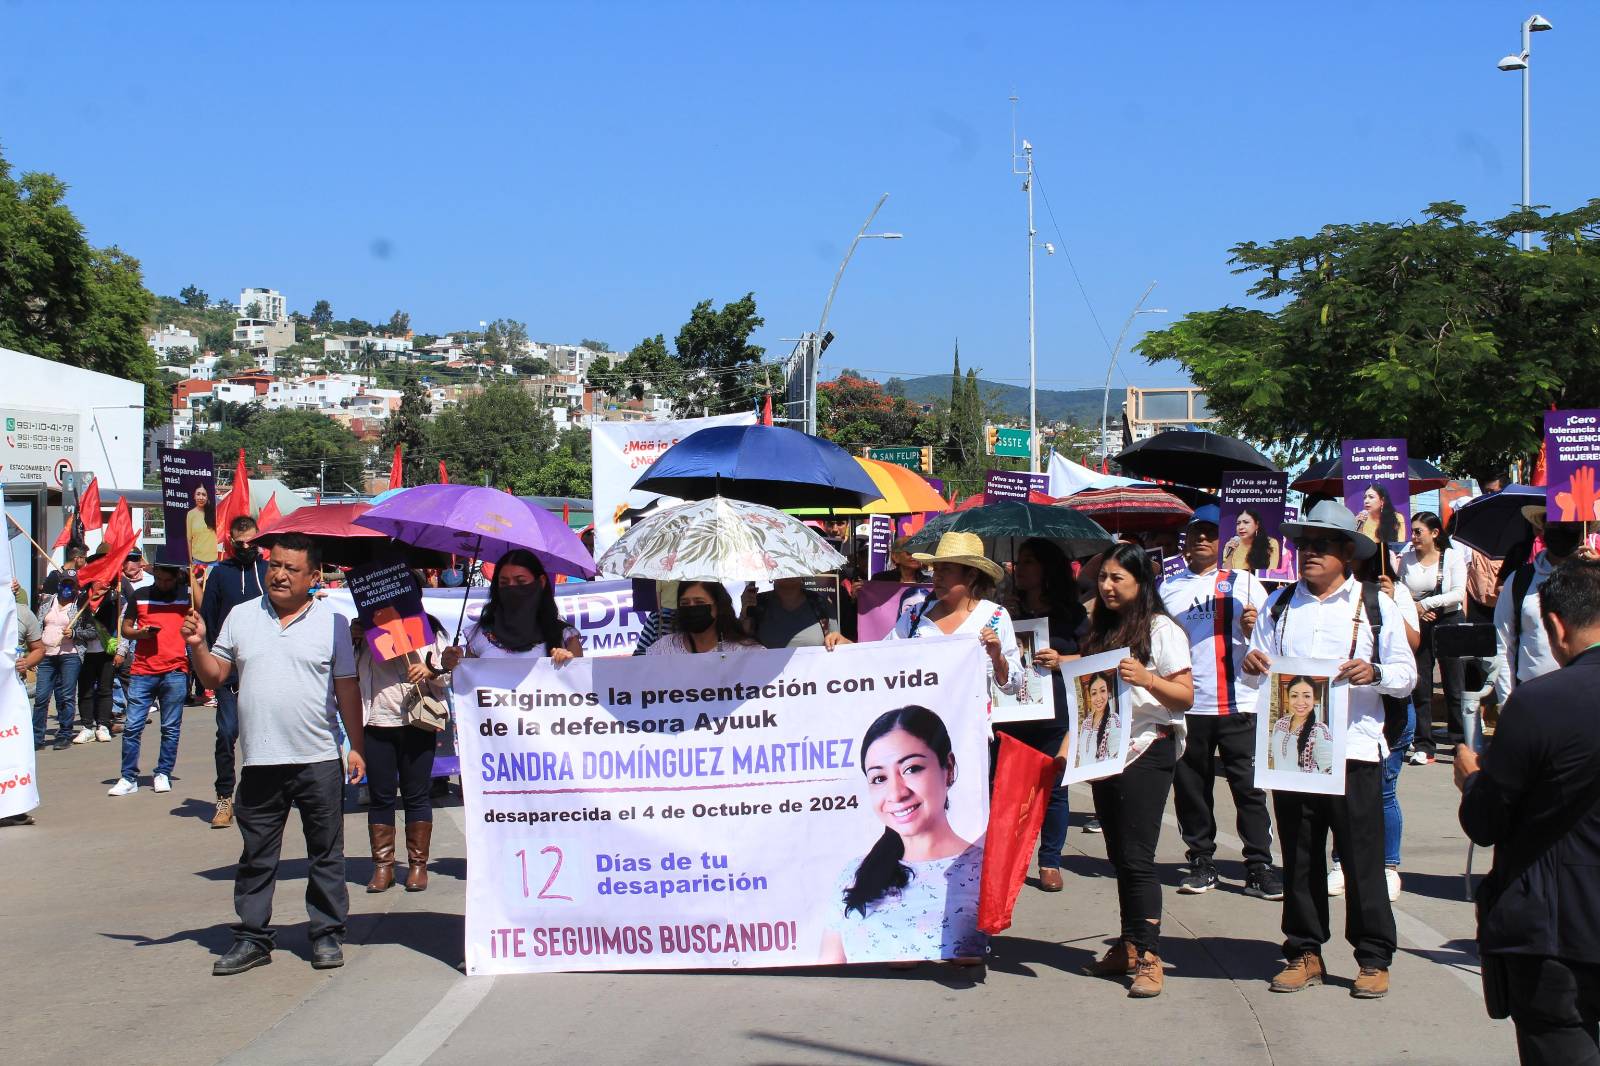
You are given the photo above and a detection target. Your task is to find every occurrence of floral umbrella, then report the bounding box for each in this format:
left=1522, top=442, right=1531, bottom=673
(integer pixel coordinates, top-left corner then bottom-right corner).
left=595, top=496, right=846, bottom=582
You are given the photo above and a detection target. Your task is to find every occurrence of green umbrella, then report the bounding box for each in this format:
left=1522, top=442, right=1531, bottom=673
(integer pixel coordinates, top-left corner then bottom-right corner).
left=903, top=500, right=1114, bottom=559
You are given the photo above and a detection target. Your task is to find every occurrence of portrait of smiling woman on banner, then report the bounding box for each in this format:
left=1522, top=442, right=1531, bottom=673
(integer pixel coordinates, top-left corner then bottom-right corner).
left=819, top=705, right=985, bottom=964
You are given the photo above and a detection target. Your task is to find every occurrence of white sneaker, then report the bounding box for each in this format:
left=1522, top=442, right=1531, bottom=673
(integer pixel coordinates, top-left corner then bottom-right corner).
left=1328, top=866, right=1346, bottom=897
left=1386, top=867, right=1402, bottom=902
left=72, top=728, right=95, bottom=745
left=108, top=778, right=138, bottom=797
left=96, top=726, right=111, bottom=742
left=153, top=774, right=172, bottom=794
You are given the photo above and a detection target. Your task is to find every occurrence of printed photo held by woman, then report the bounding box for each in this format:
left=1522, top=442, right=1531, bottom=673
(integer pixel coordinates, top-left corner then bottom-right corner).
left=442, top=549, right=582, bottom=670
left=353, top=608, right=451, bottom=894
left=880, top=532, right=1023, bottom=696
left=996, top=536, right=1087, bottom=892
left=1354, top=484, right=1402, bottom=547
left=1075, top=671, right=1122, bottom=767
left=1222, top=508, right=1282, bottom=572
left=1396, top=511, right=1466, bottom=763
left=644, top=581, right=760, bottom=656
left=820, top=705, right=984, bottom=964
left=1268, top=676, right=1333, bottom=774
left=187, top=483, right=219, bottom=564
left=1078, top=543, right=1194, bottom=999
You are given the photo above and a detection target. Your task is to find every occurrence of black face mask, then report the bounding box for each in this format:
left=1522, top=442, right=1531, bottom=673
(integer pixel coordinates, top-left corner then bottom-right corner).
left=677, top=604, right=716, bottom=635
left=233, top=543, right=259, bottom=564
left=491, top=582, right=546, bottom=651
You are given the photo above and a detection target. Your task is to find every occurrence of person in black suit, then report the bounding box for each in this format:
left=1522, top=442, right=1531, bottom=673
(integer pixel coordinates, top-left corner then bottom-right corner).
left=1457, top=557, right=1600, bottom=1065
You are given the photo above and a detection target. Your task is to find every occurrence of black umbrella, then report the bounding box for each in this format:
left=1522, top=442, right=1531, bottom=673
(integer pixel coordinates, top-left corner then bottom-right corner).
left=1449, top=485, right=1545, bottom=559
left=1114, top=430, right=1277, bottom=489
left=1291, top=456, right=1451, bottom=496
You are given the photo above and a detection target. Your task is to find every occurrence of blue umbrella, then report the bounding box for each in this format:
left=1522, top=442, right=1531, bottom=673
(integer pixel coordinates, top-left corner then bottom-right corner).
left=1449, top=484, right=1544, bottom=559
left=631, top=424, right=884, bottom=509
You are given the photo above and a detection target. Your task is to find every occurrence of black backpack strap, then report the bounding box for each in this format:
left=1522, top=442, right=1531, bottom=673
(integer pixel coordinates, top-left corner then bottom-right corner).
left=1361, top=579, right=1384, bottom=654
left=1510, top=563, right=1537, bottom=683
left=1268, top=584, right=1296, bottom=630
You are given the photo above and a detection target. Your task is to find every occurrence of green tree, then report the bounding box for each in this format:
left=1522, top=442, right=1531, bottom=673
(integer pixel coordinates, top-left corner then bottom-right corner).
left=243, top=300, right=262, bottom=320
left=480, top=319, right=529, bottom=362
left=512, top=355, right=552, bottom=377
left=1138, top=199, right=1600, bottom=476
left=180, top=284, right=208, bottom=309
left=379, top=381, right=433, bottom=484
left=189, top=409, right=368, bottom=490
left=386, top=309, right=410, bottom=337
left=310, top=299, right=333, bottom=330
left=597, top=294, right=766, bottom=416
left=579, top=338, right=610, bottom=352
left=817, top=369, right=926, bottom=449
left=427, top=379, right=557, bottom=492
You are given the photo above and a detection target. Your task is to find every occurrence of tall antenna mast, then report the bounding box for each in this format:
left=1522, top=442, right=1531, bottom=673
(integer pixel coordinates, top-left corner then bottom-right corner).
left=1010, top=93, right=1039, bottom=474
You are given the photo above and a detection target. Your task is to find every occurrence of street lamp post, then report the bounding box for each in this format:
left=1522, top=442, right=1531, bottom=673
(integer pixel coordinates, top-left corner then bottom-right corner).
left=1498, top=13, right=1553, bottom=252
left=807, top=195, right=902, bottom=435
left=1099, top=284, right=1166, bottom=463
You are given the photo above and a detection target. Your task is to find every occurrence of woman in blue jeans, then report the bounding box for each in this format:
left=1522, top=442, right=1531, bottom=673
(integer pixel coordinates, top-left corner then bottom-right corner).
left=32, top=581, right=83, bottom=749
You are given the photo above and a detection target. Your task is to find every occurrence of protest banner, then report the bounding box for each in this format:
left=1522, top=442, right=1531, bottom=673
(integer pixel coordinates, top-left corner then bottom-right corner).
left=0, top=541, right=39, bottom=819
left=156, top=446, right=217, bottom=566
left=455, top=636, right=990, bottom=974
left=590, top=413, right=756, bottom=556
left=1061, top=649, right=1133, bottom=784
left=347, top=561, right=435, bottom=661
left=854, top=581, right=931, bottom=642
left=1341, top=439, right=1409, bottom=548
left=1253, top=657, right=1348, bottom=796
left=1544, top=409, right=1600, bottom=523
left=866, top=515, right=893, bottom=578
left=1219, top=471, right=1295, bottom=581
left=989, top=616, right=1055, bottom=724
left=983, top=469, right=1048, bottom=505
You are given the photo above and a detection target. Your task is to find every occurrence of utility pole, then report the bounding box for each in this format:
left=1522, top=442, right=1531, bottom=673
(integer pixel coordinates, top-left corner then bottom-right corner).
left=317, top=459, right=327, bottom=504
left=1012, top=95, right=1039, bottom=473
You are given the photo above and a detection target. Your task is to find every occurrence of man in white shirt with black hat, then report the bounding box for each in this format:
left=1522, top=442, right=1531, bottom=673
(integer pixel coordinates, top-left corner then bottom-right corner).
left=1244, top=500, right=1417, bottom=1000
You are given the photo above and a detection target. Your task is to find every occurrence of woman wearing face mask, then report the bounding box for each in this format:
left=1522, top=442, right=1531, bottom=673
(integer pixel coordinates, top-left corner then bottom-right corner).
left=1078, top=543, right=1194, bottom=999
left=645, top=582, right=759, bottom=655
left=441, top=549, right=580, bottom=669
left=33, top=571, right=84, bottom=749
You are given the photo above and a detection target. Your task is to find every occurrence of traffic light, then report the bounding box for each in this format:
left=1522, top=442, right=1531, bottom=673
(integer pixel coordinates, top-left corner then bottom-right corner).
left=919, top=446, right=933, bottom=476
left=984, top=425, right=998, bottom=454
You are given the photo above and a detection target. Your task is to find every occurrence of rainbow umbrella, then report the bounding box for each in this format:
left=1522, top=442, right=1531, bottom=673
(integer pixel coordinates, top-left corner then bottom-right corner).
left=790, top=457, right=950, bottom=516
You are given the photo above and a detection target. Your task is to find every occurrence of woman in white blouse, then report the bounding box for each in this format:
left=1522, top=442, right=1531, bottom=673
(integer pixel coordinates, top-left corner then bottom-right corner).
left=881, top=532, right=1022, bottom=697
left=1395, top=511, right=1465, bottom=763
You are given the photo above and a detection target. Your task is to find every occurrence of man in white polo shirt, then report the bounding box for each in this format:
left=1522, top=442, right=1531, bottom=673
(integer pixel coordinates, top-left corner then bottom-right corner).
left=184, top=532, right=365, bottom=976
left=1160, top=505, right=1280, bottom=901
left=1244, top=501, right=1416, bottom=1001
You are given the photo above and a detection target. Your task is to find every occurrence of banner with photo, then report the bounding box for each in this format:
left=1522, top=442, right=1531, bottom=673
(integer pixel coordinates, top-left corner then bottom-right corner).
left=990, top=616, right=1055, bottom=724
left=156, top=446, right=217, bottom=567
left=590, top=413, right=756, bottom=556
left=854, top=581, right=931, bottom=642
left=1341, top=439, right=1409, bottom=549
left=0, top=540, right=39, bottom=819
left=1252, top=656, right=1348, bottom=795
left=1060, top=649, right=1133, bottom=784
left=1544, top=409, right=1600, bottom=523
left=1219, top=471, right=1295, bottom=581
left=455, top=636, right=990, bottom=974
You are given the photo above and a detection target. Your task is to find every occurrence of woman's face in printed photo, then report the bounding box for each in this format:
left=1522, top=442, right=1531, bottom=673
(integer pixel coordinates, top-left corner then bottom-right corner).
left=1087, top=675, right=1110, bottom=715
left=194, top=484, right=209, bottom=508
left=1363, top=487, right=1380, bottom=515
left=1287, top=679, right=1316, bottom=720
left=863, top=728, right=951, bottom=840
left=1236, top=512, right=1257, bottom=539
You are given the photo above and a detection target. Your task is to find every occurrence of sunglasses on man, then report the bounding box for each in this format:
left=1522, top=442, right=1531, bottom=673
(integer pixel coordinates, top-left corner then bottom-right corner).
left=1292, top=536, right=1346, bottom=556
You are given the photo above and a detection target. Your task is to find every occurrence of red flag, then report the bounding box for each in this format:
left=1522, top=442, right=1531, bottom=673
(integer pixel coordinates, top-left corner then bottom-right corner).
left=389, top=445, right=404, bottom=489
left=257, top=495, right=282, bottom=531
left=216, top=448, right=250, bottom=555
left=76, top=499, right=137, bottom=591
left=102, top=497, right=133, bottom=548
left=52, top=519, right=76, bottom=550
left=438, top=460, right=449, bottom=484
left=563, top=502, right=570, bottom=526
left=761, top=395, right=773, bottom=426
left=977, top=734, right=1062, bottom=935
left=1532, top=403, right=1554, bottom=487
left=78, top=477, right=102, bottom=530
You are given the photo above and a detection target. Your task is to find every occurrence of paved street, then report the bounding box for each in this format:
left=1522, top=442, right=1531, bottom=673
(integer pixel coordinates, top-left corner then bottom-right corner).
left=3, top=704, right=1515, bottom=1066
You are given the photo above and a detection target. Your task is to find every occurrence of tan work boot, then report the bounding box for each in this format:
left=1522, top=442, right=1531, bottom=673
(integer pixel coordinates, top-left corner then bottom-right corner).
left=210, top=796, right=234, bottom=829
left=366, top=824, right=397, bottom=893
left=1129, top=951, right=1165, bottom=998
left=1270, top=952, right=1325, bottom=993
left=1352, top=966, right=1390, bottom=999
left=1083, top=940, right=1138, bottom=977
left=404, top=820, right=433, bottom=892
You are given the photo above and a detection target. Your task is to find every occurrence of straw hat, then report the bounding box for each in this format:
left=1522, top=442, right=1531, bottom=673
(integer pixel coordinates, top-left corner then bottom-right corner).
left=1520, top=504, right=1546, bottom=532
left=910, top=531, right=1004, bottom=583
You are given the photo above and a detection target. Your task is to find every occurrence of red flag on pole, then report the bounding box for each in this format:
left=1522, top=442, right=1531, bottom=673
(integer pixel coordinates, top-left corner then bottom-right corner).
left=102, top=496, right=134, bottom=548
left=216, top=448, right=250, bottom=555
left=438, top=460, right=449, bottom=484
left=76, top=498, right=137, bottom=591
left=562, top=502, right=570, bottom=526
left=52, top=517, right=76, bottom=550
left=1531, top=403, right=1554, bottom=487
left=389, top=445, right=404, bottom=490
left=257, top=494, right=282, bottom=531
left=761, top=395, right=773, bottom=427
left=78, top=477, right=102, bottom=530
left=977, top=734, right=1062, bottom=935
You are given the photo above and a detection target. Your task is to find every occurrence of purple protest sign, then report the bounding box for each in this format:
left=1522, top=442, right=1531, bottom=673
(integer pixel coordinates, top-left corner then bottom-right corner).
left=1341, top=439, right=1409, bottom=547
left=855, top=581, right=932, bottom=642
left=984, top=469, right=1048, bottom=505
left=867, top=514, right=894, bottom=578
left=1219, top=471, right=1295, bottom=580
left=1544, top=409, right=1600, bottom=523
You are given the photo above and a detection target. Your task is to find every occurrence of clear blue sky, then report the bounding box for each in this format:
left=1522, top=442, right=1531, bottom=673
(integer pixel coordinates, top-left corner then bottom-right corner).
left=2, top=2, right=1595, bottom=395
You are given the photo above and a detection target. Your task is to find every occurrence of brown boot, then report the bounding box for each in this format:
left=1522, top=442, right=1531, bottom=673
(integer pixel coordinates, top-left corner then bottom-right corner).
left=1129, top=951, right=1165, bottom=998
left=1352, top=966, right=1390, bottom=999
left=404, top=820, right=433, bottom=892
left=1270, top=952, right=1325, bottom=993
left=366, top=824, right=396, bottom=893
left=1083, top=940, right=1138, bottom=977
